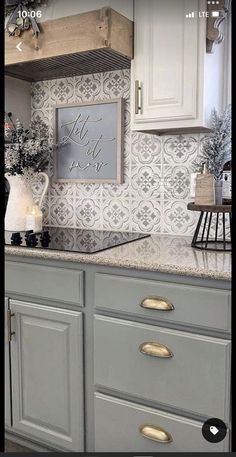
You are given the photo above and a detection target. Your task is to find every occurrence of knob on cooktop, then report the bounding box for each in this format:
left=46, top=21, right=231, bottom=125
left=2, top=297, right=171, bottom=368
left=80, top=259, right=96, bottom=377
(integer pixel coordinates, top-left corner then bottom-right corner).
left=11, top=232, right=22, bottom=246
left=25, top=232, right=38, bottom=247
left=40, top=230, right=51, bottom=247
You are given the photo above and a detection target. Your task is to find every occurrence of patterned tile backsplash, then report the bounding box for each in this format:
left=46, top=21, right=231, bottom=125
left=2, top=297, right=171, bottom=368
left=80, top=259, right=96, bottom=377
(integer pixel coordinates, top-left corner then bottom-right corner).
left=31, top=69, right=202, bottom=236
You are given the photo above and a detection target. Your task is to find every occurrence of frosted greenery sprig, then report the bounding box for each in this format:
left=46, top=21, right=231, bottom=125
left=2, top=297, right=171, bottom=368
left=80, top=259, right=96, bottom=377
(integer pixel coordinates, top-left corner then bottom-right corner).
left=4, top=116, right=51, bottom=180
left=193, top=105, right=231, bottom=181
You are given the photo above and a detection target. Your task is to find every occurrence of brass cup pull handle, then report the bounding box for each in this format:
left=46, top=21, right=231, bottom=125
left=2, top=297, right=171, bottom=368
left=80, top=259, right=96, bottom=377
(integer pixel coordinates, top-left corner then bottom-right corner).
left=139, top=342, right=173, bottom=358
left=140, top=297, right=174, bottom=311
left=139, top=424, right=173, bottom=443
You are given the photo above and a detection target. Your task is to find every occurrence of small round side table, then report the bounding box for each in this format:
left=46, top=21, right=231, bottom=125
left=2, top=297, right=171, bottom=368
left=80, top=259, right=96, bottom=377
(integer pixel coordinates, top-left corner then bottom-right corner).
left=187, top=203, right=232, bottom=251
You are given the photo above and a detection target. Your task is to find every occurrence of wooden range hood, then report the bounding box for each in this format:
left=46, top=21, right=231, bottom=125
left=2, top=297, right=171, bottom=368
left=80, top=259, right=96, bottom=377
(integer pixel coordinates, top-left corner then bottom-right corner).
left=5, top=7, right=133, bottom=82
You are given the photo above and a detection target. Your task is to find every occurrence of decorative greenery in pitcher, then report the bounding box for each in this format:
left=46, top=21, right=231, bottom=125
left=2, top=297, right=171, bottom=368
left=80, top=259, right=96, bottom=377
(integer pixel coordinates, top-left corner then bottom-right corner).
left=4, top=113, right=51, bottom=180
left=193, top=105, right=231, bottom=181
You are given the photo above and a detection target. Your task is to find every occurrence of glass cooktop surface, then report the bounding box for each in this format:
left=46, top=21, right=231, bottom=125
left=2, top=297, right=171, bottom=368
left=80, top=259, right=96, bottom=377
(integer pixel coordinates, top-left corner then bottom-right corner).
left=5, top=226, right=150, bottom=253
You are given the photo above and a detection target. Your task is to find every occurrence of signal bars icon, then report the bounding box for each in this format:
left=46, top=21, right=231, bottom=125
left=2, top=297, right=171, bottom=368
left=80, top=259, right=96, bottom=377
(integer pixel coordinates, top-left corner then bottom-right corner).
left=186, top=12, right=195, bottom=18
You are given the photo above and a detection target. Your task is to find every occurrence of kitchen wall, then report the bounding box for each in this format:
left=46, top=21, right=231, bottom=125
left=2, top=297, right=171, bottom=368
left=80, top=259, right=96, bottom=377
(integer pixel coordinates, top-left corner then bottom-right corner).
left=31, top=68, right=203, bottom=236
left=5, top=76, right=31, bottom=127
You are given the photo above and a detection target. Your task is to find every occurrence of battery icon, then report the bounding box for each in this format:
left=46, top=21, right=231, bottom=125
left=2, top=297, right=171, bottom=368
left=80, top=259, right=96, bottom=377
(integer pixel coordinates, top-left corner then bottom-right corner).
left=211, top=11, right=220, bottom=17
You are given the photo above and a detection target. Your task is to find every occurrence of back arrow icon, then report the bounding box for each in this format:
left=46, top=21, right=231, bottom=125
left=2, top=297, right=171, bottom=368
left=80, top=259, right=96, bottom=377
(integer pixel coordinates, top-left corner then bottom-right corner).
left=16, top=42, right=22, bottom=52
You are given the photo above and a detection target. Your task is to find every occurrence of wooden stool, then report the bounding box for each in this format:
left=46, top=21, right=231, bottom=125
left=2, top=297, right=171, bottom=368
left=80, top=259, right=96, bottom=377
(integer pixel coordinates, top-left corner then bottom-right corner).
left=187, top=203, right=232, bottom=251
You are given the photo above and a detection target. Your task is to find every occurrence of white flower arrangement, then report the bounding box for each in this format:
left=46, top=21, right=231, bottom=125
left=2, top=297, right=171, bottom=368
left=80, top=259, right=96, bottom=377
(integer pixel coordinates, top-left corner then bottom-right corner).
left=4, top=114, right=51, bottom=180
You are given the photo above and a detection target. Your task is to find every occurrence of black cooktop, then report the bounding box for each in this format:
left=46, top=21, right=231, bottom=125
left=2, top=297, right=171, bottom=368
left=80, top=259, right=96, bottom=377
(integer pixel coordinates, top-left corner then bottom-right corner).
left=5, top=227, right=150, bottom=253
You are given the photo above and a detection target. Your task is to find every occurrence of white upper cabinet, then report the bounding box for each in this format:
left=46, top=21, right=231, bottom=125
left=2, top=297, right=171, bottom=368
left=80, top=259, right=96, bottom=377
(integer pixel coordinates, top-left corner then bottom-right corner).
left=131, top=0, right=227, bottom=133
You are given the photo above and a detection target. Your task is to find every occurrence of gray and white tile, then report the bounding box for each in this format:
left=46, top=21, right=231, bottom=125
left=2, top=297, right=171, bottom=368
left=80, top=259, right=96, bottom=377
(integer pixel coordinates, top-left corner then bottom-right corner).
left=49, top=182, right=75, bottom=197
left=163, top=165, right=190, bottom=200
left=131, top=200, right=161, bottom=233
left=102, top=198, right=130, bottom=231
left=31, top=81, right=51, bottom=109
left=74, top=73, right=102, bottom=101
left=162, top=201, right=198, bottom=235
left=102, top=182, right=130, bottom=199
left=131, top=164, right=161, bottom=199
left=163, top=134, right=199, bottom=165
left=49, top=196, right=75, bottom=227
left=31, top=69, right=206, bottom=237
left=131, top=133, right=162, bottom=165
left=75, top=198, right=101, bottom=229
left=103, top=70, right=130, bottom=99
left=50, top=78, right=75, bottom=104
left=75, top=183, right=102, bottom=199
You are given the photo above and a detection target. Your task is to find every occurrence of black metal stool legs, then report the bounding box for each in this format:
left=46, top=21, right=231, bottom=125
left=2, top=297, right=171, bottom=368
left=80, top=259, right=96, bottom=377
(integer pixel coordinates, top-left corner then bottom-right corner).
left=191, top=211, right=231, bottom=252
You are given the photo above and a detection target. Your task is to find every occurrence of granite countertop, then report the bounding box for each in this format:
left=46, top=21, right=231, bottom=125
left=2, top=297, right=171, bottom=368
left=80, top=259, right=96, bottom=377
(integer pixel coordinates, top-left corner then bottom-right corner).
left=5, top=233, right=231, bottom=281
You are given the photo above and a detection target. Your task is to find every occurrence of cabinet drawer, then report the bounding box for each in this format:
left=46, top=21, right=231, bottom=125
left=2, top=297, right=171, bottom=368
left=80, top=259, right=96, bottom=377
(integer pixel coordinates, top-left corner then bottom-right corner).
left=94, top=393, right=230, bottom=452
left=94, top=316, right=231, bottom=420
left=5, top=261, right=84, bottom=307
left=95, top=273, right=231, bottom=332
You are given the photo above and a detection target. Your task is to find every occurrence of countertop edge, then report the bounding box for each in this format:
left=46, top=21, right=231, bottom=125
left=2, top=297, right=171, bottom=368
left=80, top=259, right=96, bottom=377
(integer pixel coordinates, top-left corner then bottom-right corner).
left=5, top=246, right=231, bottom=282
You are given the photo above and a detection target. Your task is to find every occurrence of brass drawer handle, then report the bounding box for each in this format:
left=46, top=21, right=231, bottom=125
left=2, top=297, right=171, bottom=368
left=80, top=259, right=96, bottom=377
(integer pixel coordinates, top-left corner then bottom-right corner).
left=140, top=297, right=174, bottom=311
left=139, top=424, right=173, bottom=443
left=139, top=342, right=173, bottom=358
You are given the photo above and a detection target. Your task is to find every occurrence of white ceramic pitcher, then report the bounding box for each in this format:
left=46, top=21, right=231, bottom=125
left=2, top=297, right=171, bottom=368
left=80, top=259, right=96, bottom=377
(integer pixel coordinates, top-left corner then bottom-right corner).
left=5, top=172, right=49, bottom=231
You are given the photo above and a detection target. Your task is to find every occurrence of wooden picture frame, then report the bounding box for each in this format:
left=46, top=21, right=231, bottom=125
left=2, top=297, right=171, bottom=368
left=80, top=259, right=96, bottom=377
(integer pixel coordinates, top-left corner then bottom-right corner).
left=53, top=98, right=124, bottom=183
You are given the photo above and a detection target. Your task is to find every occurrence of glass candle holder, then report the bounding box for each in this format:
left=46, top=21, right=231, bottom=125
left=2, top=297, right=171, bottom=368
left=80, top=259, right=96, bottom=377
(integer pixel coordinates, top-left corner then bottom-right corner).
left=25, top=205, right=43, bottom=232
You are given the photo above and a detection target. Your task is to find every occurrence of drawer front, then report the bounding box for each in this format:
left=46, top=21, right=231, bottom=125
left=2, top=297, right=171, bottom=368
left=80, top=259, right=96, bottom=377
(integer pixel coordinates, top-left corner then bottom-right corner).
left=94, top=316, right=231, bottom=420
left=94, top=393, right=230, bottom=452
left=5, top=261, right=84, bottom=307
left=95, top=273, right=231, bottom=332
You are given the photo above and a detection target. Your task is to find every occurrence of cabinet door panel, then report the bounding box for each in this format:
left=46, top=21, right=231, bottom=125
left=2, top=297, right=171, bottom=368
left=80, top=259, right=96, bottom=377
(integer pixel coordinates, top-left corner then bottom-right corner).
left=10, top=299, right=84, bottom=452
left=5, top=297, right=11, bottom=427
left=131, top=0, right=202, bottom=129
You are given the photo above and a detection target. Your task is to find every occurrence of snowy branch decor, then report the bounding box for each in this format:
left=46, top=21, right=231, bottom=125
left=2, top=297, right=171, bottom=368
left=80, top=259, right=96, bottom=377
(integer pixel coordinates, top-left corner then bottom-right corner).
left=193, top=105, right=231, bottom=181
left=4, top=113, right=51, bottom=181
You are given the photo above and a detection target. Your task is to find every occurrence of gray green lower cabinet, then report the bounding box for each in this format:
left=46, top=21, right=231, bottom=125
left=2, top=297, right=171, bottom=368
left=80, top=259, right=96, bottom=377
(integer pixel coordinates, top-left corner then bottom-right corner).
left=5, top=257, right=231, bottom=452
left=94, top=393, right=230, bottom=452
left=94, top=273, right=231, bottom=332
left=94, top=315, right=231, bottom=420
left=5, top=298, right=11, bottom=428
left=6, top=298, right=84, bottom=452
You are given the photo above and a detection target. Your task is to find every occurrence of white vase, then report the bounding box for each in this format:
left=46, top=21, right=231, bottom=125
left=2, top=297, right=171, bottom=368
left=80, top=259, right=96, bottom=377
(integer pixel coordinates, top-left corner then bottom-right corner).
left=5, top=172, right=49, bottom=231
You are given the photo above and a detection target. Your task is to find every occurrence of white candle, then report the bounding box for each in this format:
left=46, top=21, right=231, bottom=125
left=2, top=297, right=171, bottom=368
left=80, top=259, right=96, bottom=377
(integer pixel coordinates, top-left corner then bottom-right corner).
left=25, top=205, right=43, bottom=232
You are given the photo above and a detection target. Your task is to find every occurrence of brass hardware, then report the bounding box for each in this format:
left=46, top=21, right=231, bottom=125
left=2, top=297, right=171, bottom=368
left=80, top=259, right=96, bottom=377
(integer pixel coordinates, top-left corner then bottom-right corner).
left=135, top=80, right=142, bottom=114
left=139, top=424, right=173, bottom=443
left=139, top=342, right=173, bottom=358
left=7, top=310, right=15, bottom=342
left=140, top=297, right=174, bottom=311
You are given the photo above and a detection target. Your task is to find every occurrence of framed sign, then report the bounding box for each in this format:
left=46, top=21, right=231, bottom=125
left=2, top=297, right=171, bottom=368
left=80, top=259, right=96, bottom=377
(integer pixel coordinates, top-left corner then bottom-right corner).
left=53, top=98, right=124, bottom=183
